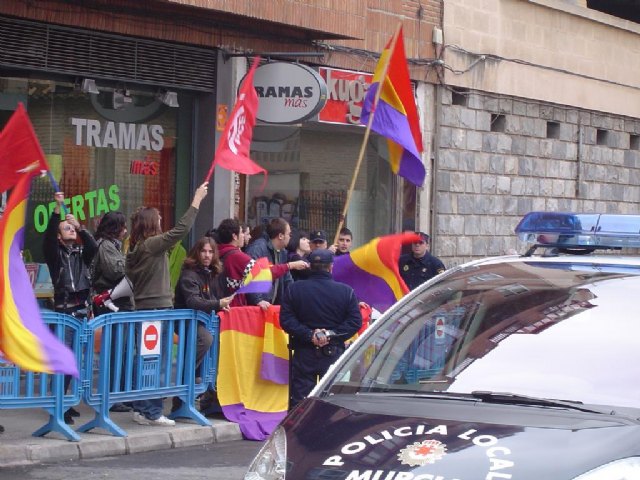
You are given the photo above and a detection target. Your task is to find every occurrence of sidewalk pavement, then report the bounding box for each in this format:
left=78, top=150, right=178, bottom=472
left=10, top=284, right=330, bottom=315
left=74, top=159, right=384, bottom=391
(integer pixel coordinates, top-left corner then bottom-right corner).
left=0, top=399, right=243, bottom=468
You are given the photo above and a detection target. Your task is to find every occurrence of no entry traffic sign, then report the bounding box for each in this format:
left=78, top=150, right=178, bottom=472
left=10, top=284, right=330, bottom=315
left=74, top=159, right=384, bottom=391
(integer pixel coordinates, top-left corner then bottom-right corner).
left=140, top=321, right=162, bottom=355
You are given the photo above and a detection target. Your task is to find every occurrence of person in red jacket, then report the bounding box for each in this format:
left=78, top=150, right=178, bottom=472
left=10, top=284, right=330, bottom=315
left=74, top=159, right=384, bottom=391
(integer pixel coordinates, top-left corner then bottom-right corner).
left=214, top=218, right=307, bottom=307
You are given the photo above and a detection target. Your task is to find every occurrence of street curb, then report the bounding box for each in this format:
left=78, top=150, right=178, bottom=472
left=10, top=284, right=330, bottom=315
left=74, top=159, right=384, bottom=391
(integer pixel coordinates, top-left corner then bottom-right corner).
left=0, top=422, right=242, bottom=468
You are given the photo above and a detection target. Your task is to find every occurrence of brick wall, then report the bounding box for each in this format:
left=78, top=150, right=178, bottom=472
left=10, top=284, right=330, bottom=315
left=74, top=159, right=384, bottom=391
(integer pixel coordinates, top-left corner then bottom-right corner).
left=1, top=0, right=442, bottom=79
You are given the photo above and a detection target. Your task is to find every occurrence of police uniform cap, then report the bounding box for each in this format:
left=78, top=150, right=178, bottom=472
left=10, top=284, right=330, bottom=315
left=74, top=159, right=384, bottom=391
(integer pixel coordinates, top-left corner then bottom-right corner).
left=310, top=230, right=327, bottom=243
left=309, top=248, right=333, bottom=265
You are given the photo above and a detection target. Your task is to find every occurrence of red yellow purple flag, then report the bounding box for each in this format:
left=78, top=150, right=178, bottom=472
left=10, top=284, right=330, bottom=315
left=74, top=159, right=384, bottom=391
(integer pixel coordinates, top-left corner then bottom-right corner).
left=361, top=27, right=425, bottom=187
left=333, top=232, right=422, bottom=312
left=0, top=174, right=78, bottom=376
left=235, top=257, right=272, bottom=294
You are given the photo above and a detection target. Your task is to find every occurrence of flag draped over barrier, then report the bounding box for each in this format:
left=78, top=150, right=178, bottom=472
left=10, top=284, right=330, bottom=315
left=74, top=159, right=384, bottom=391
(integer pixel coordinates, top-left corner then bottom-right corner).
left=333, top=232, right=422, bottom=313
left=217, top=306, right=288, bottom=440
left=205, top=56, right=267, bottom=186
left=361, top=27, right=425, bottom=187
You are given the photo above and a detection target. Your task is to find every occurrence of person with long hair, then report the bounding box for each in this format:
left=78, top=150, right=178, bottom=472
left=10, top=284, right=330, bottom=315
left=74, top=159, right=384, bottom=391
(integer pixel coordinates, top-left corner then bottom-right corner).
left=126, top=182, right=208, bottom=426
left=91, top=210, right=133, bottom=413
left=173, top=236, right=233, bottom=413
left=92, top=211, right=131, bottom=313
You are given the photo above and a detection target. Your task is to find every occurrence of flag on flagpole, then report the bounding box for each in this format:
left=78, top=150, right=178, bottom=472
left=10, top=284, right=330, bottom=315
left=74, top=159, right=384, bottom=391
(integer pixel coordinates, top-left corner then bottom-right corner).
left=0, top=103, right=50, bottom=193
left=333, top=232, right=422, bottom=312
left=206, top=56, right=267, bottom=186
left=0, top=174, right=78, bottom=376
left=236, top=257, right=273, bottom=294
left=361, top=27, right=426, bottom=187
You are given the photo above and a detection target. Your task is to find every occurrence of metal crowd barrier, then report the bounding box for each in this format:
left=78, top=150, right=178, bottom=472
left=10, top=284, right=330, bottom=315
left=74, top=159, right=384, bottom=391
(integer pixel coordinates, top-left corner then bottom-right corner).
left=0, top=309, right=219, bottom=442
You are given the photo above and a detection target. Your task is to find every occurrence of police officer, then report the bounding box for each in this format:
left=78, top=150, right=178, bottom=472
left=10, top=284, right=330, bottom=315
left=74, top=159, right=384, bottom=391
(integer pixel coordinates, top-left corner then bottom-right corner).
left=280, top=248, right=361, bottom=409
left=399, top=232, right=445, bottom=291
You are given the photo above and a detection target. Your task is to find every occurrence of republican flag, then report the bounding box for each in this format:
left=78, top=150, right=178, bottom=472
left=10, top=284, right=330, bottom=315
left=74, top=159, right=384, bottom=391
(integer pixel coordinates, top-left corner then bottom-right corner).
left=236, top=257, right=272, bottom=294
left=0, top=174, right=78, bottom=376
left=0, top=103, right=49, bottom=192
left=217, top=306, right=288, bottom=440
left=206, top=56, right=267, bottom=186
left=333, top=232, right=422, bottom=312
left=361, top=27, right=426, bottom=187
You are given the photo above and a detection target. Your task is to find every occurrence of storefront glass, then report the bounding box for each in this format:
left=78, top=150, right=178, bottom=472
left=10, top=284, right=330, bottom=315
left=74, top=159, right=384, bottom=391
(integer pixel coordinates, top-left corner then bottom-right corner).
left=247, top=124, right=400, bottom=248
left=0, top=76, right=188, bottom=264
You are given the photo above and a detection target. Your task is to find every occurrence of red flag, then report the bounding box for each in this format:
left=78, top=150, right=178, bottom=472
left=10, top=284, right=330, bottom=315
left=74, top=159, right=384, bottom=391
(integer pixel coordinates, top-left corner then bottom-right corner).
left=0, top=103, right=50, bottom=193
left=206, top=57, right=267, bottom=186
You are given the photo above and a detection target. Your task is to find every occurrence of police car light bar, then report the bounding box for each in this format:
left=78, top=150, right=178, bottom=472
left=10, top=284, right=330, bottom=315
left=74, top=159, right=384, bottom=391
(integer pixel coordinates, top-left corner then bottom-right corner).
left=515, top=212, right=640, bottom=249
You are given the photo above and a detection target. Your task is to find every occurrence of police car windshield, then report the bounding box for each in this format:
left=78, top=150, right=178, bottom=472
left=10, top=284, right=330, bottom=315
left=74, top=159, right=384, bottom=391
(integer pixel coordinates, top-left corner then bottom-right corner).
left=325, top=259, right=640, bottom=411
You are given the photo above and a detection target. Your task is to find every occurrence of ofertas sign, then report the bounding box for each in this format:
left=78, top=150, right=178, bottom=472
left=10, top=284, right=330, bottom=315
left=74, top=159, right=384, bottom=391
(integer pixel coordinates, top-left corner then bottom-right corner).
left=318, top=67, right=373, bottom=125
left=252, top=62, right=327, bottom=124
left=140, top=321, right=162, bottom=356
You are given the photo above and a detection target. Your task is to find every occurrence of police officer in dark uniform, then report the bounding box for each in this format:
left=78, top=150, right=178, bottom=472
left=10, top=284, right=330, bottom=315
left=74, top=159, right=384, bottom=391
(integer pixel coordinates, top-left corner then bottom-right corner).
left=280, top=249, right=361, bottom=409
left=399, top=232, right=445, bottom=291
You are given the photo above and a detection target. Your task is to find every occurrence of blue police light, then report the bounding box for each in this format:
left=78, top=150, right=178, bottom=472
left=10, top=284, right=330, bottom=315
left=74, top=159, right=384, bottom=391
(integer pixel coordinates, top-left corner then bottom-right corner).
left=515, top=212, right=640, bottom=249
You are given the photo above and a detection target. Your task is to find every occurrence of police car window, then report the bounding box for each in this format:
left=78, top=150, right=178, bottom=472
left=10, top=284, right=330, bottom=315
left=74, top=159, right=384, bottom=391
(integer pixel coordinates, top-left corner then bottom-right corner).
left=325, top=261, right=640, bottom=410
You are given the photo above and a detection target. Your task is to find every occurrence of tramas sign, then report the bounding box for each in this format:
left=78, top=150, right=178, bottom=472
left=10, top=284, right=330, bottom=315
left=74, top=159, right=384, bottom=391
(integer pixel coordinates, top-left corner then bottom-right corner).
left=252, top=62, right=327, bottom=124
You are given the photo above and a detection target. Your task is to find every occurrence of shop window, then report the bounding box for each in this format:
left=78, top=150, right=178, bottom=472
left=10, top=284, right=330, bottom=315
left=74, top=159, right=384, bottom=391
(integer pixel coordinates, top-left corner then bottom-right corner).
left=0, top=76, right=186, bottom=264
left=246, top=126, right=400, bottom=249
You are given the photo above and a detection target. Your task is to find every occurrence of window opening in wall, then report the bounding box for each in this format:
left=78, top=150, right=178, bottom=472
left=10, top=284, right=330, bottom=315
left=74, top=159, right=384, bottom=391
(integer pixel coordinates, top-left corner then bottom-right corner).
left=546, top=121, right=560, bottom=139
left=451, top=89, right=467, bottom=107
left=491, top=114, right=506, bottom=133
left=631, top=134, right=640, bottom=151
left=596, top=129, right=609, bottom=146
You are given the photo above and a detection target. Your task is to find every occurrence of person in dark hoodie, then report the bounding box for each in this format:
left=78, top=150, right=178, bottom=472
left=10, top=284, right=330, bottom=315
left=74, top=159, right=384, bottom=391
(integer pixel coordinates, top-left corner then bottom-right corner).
left=173, top=236, right=233, bottom=413
left=126, top=181, right=208, bottom=426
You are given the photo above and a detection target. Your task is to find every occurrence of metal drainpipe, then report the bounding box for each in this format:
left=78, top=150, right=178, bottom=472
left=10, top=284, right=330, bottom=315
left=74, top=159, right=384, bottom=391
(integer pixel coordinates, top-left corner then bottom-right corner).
left=430, top=84, right=441, bottom=251
left=576, top=118, right=582, bottom=197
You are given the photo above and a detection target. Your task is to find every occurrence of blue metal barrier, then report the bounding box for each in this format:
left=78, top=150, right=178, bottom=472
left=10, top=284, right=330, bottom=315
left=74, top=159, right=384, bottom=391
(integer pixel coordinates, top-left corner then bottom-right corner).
left=77, top=309, right=217, bottom=436
left=0, top=309, right=219, bottom=441
left=0, top=311, right=84, bottom=441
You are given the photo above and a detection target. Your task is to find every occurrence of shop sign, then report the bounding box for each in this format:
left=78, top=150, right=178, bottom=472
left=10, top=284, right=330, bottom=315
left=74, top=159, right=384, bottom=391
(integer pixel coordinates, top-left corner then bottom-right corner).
left=71, top=118, right=164, bottom=151
left=318, top=67, right=373, bottom=125
left=252, top=62, right=327, bottom=124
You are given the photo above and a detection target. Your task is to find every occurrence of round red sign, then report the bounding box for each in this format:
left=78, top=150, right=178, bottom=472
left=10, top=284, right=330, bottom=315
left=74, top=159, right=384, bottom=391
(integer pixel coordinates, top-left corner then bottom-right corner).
left=143, top=324, right=159, bottom=351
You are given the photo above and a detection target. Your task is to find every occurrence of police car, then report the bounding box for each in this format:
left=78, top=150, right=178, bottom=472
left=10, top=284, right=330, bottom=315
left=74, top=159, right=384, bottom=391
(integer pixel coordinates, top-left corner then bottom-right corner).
left=246, top=212, right=640, bottom=480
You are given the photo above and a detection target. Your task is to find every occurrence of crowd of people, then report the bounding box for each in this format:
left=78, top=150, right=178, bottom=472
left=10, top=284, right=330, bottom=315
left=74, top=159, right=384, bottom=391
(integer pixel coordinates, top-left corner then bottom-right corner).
left=39, top=184, right=446, bottom=425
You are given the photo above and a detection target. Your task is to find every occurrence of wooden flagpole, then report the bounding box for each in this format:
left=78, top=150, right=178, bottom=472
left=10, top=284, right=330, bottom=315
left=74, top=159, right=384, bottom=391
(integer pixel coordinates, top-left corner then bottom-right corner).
left=332, top=23, right=403, bottom=246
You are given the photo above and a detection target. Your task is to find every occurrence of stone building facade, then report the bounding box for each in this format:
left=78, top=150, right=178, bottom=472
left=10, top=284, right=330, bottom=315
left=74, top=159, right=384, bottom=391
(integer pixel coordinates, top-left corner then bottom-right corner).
left=434, top=0, right=640, bottom=267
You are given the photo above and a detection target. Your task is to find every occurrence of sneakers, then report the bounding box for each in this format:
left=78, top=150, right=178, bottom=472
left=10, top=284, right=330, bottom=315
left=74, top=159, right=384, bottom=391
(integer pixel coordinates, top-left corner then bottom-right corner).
left=132, top=412, right=175, bottom=426
left=68, top=407, right=81, bottom=417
